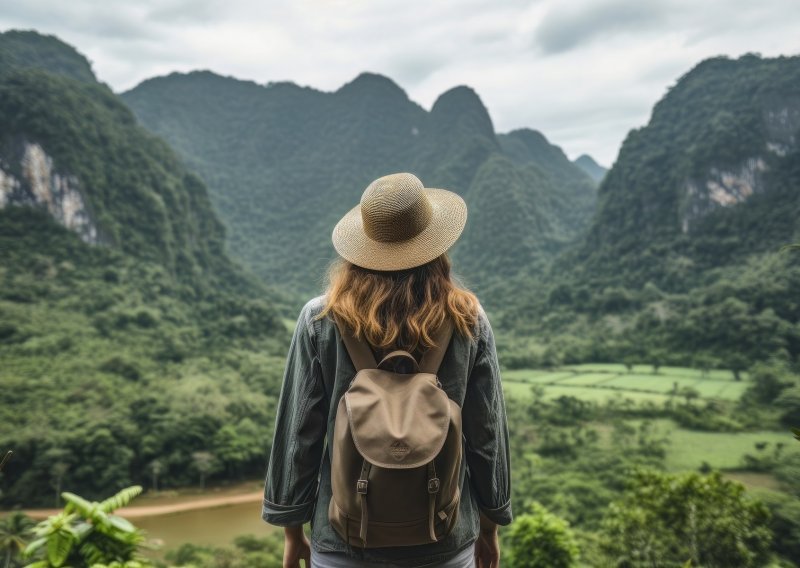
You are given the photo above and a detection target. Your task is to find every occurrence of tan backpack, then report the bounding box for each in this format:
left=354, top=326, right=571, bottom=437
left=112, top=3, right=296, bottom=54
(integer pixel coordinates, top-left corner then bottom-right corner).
left=329, top=317, right=463, bottom=548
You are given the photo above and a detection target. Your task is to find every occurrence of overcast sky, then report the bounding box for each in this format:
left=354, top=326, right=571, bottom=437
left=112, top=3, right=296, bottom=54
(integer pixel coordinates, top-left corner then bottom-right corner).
left=1, top=0, right=798, bottom=165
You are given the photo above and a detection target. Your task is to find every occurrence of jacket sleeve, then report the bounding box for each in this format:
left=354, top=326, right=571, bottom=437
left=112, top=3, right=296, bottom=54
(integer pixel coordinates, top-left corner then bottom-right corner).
left=262, top=301, right=327, bottom=526
left=461, top=309, right=513, bottom=526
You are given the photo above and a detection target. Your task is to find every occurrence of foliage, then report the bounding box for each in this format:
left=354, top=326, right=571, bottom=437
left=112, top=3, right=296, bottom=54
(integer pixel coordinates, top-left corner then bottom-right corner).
left=499, top=54, right=800, bottom=368
left=0, top=512, right=35, bottom=568
left=22, top=486, right=152, bottom=568
left=0, top=30, right=96, bottom=83
left=505, top=503, right=580, bottom=568
left=0, top=34, right=289, bottom=506
left=598, top=469, right=773, bottom=567
left=162, top=534, right=284, bottom=568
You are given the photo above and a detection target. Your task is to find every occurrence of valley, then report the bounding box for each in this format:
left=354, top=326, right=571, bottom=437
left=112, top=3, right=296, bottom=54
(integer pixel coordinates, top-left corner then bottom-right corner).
left=0, top=29, right=798, bottom=568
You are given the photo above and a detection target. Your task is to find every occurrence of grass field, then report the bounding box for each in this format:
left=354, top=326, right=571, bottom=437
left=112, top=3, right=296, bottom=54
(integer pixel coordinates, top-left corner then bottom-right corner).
left=503, top=365, right=799, bottom=488
left=503, top=365, right=749, bottom=402
left=620, top=418, right=800, bottom=473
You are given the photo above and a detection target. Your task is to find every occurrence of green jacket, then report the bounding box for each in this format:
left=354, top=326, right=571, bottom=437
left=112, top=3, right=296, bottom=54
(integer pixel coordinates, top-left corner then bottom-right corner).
left=262, top=295, right=512, bottom=566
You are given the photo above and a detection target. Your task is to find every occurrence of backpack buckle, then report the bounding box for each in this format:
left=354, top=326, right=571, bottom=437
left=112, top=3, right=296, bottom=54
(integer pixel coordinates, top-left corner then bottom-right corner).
left=427, top=477, right=440, bottom=494
left=357, top=480, right=369, bottom=494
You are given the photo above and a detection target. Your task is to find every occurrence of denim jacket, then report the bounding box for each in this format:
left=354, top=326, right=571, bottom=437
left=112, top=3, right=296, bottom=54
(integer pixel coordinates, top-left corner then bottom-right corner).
left=261, top=295, right=513, bottom=566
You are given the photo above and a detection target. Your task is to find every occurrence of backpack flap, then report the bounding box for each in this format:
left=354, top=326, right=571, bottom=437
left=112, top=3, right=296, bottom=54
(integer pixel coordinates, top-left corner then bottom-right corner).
left=345, top=370, right=450, bottom=469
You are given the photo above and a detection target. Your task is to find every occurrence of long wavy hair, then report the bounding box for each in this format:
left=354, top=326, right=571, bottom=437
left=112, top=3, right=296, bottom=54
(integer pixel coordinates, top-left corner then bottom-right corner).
left=317, top=253, right=480, bottom=353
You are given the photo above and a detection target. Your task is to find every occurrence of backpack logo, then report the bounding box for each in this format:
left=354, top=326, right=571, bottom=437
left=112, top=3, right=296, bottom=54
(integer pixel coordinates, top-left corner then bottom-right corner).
left=389, top=440, right=411, bottom=461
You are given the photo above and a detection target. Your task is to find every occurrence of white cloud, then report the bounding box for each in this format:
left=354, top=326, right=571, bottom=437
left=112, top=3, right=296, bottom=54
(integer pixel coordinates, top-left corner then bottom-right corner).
left=0, top=0, right=798, bottom=165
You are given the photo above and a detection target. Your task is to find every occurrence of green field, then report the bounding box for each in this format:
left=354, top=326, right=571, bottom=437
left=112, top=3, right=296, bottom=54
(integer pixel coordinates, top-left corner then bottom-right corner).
left=503, top=365, right=749, bottom=402
left=610, top=418, right=799, bottom=473
left=503, top=366, right=800, bottom=487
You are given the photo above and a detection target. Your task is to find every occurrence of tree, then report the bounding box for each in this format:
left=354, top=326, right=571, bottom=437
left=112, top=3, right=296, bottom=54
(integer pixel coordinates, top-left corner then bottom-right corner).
left=679, top=386, right=701, bottom=406
left=43, top=449, right=71, bottom=508
left=147, top=460, right=163, bottom=493
left=775, top=386, right=800, bottom=428
left=649, top=348, right=668, bottom=374
left=506, top=502, right=579, bottom=568
left=191, top=451, right=216, bottom=490
left=744, top=361, right=793, bottom=404
left=599, top=469, right=772, bottom=567
left=726, top=353, right=749, bottom=381
left=0, top=512, right=34, bottom=568
left=23, top=486, right=152, bottom=567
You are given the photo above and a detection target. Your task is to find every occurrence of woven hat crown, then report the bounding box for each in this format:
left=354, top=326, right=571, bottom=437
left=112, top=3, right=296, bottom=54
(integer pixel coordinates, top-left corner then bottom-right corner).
left=360, top=173, right=433, bottom=242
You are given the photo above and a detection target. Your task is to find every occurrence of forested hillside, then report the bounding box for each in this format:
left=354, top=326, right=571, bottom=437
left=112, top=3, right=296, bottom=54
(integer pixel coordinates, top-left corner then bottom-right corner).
left=0, top=31, right=288, bottom=506
left=500, top=54, right=800, bottom=369
left=122, top=72, right=598, bottom=301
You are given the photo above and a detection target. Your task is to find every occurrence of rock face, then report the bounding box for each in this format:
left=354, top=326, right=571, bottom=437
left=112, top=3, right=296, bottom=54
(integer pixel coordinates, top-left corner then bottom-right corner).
left=681, top=99, right=799, bottom=233
left=682, top=157, right=767, bottom=232
left=0, top=142, right=97, bottom=243
left=763, top=101, right=800, bottom=154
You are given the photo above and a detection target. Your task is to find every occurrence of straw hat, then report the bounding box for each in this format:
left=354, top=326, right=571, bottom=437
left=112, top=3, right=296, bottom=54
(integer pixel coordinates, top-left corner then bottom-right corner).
left=332, top=173, right=467, bottom=271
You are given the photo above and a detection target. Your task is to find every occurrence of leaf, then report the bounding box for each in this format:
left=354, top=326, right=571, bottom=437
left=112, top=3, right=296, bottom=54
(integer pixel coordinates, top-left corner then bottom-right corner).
left=62, top=492, right=96, bottom=517
left=793, top=427, right=800, bottom=441
left=23, top=537, right=47, bottom=557
left=98, top=486, right=142, bottom=513
left=107, top=514, right=135, bottom=533
left=46, top=529, right=74, bottom=567
left=73, top=521, right=94, bottom=540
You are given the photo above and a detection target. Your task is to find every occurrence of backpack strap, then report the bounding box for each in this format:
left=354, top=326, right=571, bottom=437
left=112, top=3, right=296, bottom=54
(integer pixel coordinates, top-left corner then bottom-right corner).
left=427, top=461, right=440, bottom=542
left=333, top=315, right=377, bottom=371
left=419, top=319, right=454, bottom=374
left=357, top=459, right=372, bottom=545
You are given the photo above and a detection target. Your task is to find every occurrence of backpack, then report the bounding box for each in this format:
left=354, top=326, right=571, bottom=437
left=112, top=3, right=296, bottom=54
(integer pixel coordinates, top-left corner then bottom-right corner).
left=329, top=316, right=463, bottom=548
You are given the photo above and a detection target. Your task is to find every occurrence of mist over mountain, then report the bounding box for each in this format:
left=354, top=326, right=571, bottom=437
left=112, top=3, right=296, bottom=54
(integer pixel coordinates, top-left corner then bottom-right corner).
left=122, top=70, right=598, bottom=303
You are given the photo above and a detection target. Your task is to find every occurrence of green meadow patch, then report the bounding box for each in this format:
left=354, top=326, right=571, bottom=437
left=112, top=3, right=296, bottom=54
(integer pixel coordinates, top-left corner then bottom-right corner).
left=503, top=365, right=750, bottom=402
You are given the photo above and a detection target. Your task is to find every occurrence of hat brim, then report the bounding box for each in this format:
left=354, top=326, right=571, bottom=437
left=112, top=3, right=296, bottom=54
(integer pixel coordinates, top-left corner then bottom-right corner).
left=332, top=188, right=467, bottom=271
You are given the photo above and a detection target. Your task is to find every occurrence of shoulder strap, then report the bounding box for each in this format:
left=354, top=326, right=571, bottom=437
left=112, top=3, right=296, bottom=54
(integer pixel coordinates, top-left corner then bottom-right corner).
left=419, top=318, right=454, bottom=374
left=333, top=315, right=377, bottom=371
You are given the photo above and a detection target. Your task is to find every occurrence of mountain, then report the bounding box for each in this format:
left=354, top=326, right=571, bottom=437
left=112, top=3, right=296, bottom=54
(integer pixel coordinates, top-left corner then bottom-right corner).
left=122, top=71, right=598, bottom=303
left=579, top=54, right=800, bottom=286
left=500, top=54, right=800, bottom=369
left=0, top=29, right=96, bottom=83
left=573, top=154, right=607, bottom=183
left=0, top=31, right=288, bottom=506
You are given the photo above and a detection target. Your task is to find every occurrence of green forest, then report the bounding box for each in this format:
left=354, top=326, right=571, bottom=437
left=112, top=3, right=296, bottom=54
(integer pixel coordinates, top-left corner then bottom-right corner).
left=1, top=29, right=800, bottom=568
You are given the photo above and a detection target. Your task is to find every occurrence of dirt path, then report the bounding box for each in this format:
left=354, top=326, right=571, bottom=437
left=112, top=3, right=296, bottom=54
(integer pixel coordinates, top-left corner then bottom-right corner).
left=21, top=490, right=263, bottom=520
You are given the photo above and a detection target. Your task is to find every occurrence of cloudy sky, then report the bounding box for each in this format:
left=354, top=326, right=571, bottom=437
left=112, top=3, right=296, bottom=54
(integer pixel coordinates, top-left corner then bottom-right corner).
left=1, top=0, right=798, bottom=165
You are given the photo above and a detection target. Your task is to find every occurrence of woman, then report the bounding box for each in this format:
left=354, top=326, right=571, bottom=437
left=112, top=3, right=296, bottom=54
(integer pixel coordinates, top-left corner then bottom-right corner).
left=262, top=173, right=512, bottom=567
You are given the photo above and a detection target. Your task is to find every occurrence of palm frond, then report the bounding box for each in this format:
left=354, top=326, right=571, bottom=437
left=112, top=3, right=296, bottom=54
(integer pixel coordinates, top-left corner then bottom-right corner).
left=98, top=486, right=142, bottom=513
left=107, top=515, right=136, bottom=534
left=62, top=492, right=97, bottom=516
left=79, top=539, right=107, bottom=566
left=23, top=536, right=47, bottom=558
left=46, top=529, right=74, bottom=567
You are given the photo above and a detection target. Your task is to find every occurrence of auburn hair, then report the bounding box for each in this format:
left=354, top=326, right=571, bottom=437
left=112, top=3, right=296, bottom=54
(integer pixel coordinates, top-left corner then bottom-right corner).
left=317, top=254, right=480, bottom=353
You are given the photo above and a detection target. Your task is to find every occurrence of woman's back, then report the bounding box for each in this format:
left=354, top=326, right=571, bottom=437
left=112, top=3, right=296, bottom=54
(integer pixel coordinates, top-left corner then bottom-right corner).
left=261, top=173, right=512, bottom=567
left=263, top=295, right=511, bottom=566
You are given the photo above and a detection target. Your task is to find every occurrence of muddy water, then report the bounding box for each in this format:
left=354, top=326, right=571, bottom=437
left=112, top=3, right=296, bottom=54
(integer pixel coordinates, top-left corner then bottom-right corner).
left=137, top=500, right=275, bottom=556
